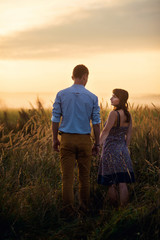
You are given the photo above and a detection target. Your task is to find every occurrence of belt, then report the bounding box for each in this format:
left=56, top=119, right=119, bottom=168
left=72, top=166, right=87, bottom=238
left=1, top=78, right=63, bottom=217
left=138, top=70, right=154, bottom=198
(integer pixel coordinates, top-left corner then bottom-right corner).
left=58, top=131, right=90, bottom=135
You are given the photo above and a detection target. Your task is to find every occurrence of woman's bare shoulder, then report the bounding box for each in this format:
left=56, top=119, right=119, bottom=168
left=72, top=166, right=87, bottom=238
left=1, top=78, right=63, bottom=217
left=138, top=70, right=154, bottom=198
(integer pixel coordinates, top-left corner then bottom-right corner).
left=108, top=110, right=117, bottom=117
left=108, top=110, right=117, bottom=121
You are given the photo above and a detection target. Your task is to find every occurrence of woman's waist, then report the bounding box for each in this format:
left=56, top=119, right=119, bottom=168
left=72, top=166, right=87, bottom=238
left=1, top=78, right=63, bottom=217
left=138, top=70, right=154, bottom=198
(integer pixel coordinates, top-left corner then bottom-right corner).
left=106, top=135, right=126, bottom=142
left=107, top=132, right=126, bottom=138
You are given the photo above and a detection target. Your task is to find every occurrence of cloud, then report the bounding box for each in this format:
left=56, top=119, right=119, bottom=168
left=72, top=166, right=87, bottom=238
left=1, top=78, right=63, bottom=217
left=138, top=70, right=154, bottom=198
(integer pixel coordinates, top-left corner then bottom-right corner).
left=0, top=0, right=160, bottom=59
left=0, top=0, right=112, bottom=35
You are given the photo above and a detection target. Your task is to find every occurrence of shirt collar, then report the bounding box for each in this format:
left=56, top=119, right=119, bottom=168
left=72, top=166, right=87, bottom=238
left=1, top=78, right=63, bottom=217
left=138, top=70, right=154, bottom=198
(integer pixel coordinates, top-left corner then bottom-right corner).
left=72, top=84, right=85, bottom=88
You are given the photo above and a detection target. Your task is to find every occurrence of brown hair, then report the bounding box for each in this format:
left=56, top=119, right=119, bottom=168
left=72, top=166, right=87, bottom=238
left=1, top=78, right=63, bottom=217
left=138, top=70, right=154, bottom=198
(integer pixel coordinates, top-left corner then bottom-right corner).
left=113, top=88, right=131, bottom=122
left=72, top=64, right=89, bottom=79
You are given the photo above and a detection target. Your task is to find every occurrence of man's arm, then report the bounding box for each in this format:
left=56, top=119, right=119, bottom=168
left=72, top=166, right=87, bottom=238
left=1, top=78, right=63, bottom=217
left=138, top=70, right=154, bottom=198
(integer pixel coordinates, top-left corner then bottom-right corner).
left=91, top=96, right=101, bottom=156
left=93, top=123, right=100, bottom=145
left=92, top=123, right=100, bottom=156
left=51, top=92, right=61, bottom=152
left=52, top=122, right=60, bottom=152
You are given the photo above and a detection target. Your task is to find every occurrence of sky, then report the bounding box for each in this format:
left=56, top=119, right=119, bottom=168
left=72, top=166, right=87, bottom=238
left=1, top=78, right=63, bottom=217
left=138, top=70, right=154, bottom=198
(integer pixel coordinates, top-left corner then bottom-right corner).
left=0, top=0, right=160, bottom=106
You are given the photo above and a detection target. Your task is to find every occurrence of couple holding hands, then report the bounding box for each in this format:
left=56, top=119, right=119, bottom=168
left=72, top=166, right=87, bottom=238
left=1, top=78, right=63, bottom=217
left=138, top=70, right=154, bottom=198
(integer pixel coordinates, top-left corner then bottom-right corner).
left=52, top=64, right=135, bottom=218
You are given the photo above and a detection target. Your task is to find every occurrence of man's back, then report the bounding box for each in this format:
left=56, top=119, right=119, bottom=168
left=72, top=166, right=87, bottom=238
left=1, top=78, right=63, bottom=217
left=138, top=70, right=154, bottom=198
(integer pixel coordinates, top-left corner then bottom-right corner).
left=52, top=84, right=100, bottom=134
left=52, top=64, right=100, bottom=214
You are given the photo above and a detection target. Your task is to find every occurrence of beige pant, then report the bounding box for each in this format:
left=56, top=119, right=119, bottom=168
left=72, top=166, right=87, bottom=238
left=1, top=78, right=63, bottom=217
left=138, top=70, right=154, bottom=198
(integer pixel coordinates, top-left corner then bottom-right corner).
left=60, top=133, right=92, bottom=208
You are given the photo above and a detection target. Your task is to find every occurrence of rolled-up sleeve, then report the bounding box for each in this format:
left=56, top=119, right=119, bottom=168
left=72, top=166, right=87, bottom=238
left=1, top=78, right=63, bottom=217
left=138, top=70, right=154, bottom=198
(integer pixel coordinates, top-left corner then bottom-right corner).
left=92, top=96, right=101, bottom=124
left=51, top=92, right=62, bottom=122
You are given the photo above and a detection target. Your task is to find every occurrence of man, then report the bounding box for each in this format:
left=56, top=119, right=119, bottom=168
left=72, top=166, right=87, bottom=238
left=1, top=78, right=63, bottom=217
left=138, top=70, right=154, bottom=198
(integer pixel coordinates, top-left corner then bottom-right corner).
left=51, top=64, right=100, bottom=216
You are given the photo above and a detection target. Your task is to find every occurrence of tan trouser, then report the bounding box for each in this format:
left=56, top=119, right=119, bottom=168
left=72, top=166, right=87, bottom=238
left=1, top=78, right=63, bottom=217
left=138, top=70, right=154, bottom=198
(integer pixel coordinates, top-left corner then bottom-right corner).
left=60, top=133, right=92, bottom=208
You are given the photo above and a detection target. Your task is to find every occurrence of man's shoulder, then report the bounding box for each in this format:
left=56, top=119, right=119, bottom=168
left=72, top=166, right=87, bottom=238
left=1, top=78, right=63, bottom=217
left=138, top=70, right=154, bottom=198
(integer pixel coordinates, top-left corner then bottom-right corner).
left=84, top=88, right=98, bottom=100
left=57, top=86, right=72, bottom=95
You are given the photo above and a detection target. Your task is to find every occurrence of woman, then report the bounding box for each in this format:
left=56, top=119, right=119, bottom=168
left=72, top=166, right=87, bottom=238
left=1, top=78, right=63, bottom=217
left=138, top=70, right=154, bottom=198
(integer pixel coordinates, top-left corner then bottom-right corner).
left=98, top=89, right=135, bottom=207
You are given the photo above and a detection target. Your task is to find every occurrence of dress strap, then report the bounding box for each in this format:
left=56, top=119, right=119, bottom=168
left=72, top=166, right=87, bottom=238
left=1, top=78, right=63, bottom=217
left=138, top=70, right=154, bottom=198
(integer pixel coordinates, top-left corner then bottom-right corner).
left=116, top=111, right=120, bottom=127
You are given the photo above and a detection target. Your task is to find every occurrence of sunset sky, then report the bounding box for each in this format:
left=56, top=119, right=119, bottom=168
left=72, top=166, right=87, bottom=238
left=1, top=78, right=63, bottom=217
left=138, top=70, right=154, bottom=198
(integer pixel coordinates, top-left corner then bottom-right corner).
left=0, top=0, right=160, bottom=106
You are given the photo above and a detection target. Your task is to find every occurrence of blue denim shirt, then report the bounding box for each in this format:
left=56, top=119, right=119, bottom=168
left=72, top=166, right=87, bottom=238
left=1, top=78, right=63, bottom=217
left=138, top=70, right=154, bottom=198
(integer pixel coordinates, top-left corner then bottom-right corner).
left=51, top=84, right=101, bottom=134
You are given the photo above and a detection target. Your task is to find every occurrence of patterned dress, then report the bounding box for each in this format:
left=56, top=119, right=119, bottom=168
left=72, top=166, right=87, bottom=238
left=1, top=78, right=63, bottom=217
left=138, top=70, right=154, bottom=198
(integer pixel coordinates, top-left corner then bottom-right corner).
left=98, top=111, right=135, bottom=186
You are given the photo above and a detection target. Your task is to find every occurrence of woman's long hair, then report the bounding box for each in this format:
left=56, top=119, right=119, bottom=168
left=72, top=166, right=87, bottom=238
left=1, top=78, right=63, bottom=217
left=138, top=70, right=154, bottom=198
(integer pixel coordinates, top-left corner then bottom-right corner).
left=113, top=88, right=131, bottom=122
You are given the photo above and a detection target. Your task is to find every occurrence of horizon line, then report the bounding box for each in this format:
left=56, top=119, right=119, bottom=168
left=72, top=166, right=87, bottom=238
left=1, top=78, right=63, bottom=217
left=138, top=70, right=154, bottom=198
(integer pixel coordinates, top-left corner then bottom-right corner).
left=0, top=91, right=160, bottom=96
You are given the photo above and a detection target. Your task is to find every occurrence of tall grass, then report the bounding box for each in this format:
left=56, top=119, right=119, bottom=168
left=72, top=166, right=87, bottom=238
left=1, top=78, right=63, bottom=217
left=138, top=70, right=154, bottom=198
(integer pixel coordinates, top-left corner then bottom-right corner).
left=0, top=100, right=160, bottom=240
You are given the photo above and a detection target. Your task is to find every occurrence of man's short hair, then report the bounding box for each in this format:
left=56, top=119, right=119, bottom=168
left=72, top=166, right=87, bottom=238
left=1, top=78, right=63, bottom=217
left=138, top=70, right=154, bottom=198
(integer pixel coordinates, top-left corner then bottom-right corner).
left=72, top=64, right=89, bottom=79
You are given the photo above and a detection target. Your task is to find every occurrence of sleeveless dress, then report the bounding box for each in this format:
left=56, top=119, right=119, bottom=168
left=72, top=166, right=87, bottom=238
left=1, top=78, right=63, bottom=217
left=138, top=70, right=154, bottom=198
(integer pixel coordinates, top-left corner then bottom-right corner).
left=98, top=111, right=135, bottom=186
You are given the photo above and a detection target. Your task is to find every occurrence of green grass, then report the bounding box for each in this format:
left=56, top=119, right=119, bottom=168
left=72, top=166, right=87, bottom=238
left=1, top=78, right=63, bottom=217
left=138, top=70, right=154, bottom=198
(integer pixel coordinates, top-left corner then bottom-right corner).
left=0, top=101, right=160, bottom=240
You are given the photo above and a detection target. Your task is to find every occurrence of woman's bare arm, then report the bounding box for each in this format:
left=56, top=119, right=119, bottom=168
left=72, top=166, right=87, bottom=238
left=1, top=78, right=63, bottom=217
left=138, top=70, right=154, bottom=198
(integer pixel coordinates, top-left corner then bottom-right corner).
left=100, top=111, right=116, bottom=145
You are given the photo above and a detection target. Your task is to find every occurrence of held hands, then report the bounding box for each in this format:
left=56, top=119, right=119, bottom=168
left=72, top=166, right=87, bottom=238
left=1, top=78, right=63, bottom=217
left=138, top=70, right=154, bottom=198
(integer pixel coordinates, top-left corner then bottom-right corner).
left=53, top=139, right=60, bottom=152
left=92, top=143, right=100, bottom=156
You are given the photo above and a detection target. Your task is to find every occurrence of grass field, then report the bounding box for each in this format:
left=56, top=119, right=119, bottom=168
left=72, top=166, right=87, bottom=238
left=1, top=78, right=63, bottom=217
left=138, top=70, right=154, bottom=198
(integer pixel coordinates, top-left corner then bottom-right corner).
left=0, top=99, right=160, bottom=240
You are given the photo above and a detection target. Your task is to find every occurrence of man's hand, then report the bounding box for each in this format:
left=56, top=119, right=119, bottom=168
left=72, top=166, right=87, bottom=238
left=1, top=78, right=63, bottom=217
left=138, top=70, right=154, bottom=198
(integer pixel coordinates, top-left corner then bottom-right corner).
left=52, top=122, right=60, bottom=152
left=92, top=124, right=100, bottom=156
left=92, top=144, right=100, bottom=156
left=53, top=139, right=60, bottom=152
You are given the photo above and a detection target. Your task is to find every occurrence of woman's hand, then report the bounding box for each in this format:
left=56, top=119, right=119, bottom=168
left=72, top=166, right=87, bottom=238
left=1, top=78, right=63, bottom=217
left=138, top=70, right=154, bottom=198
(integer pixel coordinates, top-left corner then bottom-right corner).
left=99, top=135, right=105, bottom=146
